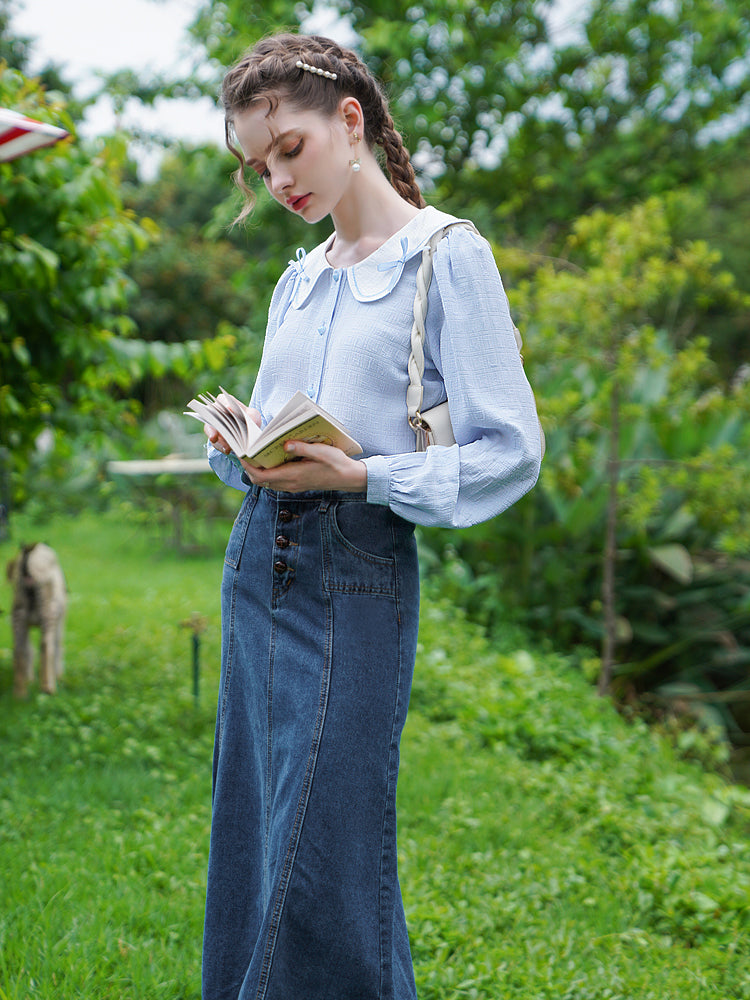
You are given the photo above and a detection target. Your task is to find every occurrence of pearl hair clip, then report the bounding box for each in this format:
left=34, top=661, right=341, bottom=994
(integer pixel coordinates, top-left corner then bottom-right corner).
left=296, top=60, right=337, bottom=81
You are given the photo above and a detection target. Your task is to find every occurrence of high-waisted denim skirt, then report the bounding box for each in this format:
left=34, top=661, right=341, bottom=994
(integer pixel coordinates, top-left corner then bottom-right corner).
left=202, top=485, right=420, bottom=1000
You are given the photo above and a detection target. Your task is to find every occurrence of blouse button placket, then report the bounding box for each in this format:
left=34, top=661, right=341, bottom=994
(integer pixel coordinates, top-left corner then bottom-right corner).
left=306, top=268, right=345, bottom=401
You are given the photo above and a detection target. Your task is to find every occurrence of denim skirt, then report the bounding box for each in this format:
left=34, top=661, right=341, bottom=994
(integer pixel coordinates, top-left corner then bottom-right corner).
left=202, top=485, right=420, bottom=1000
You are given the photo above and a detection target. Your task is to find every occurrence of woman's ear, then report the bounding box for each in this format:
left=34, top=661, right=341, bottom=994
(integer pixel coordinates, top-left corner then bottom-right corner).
left=339, top=97, right=365, bottom=139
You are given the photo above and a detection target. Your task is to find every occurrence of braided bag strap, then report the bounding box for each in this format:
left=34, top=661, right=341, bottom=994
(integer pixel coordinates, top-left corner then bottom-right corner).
left=406, top=221, right=544, bottom=456
left=406, top=222, right=478, bottom=441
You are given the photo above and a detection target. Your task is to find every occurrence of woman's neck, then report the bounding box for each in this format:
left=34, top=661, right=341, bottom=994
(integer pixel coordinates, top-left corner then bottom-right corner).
left=326, top=167, right=421, bottom=269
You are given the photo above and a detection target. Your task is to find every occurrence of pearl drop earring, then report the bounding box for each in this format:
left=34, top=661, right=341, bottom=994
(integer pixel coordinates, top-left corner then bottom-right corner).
left=349, top=130, right=361, bottom=171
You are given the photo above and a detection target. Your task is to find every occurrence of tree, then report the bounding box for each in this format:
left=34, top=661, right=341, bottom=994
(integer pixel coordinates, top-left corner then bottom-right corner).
left=187, top=0, right=750, bottom=236
left=450, top=195, right=750, bottom=705
left=123, top=143, right=257, bottom=350
left=0, top=0, right=32, bottom=72
left=0, top=0, right=87, bottom=116
left=161, top=0, right=748, bottom=385
left=0, top=66, right=233, bottom=502
left=0, top=68, right=141, bottom=464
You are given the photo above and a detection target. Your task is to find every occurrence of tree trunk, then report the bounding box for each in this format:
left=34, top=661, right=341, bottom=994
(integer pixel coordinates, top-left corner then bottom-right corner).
left=599, top=378, right=620, bottom=695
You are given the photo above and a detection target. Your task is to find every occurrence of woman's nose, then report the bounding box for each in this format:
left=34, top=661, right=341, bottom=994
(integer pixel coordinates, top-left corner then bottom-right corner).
left=270, top=166, right=292, bottom=196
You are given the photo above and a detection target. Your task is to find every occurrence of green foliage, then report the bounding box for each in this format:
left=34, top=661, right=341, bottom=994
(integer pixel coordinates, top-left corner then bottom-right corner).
left=423, top=194, right=750, bottom=727
left=0, top=67, right=245, bottom=507
left=0, top=67, right=149, bottom=490
left=1, top=512, right=750, bottom=998
left=0, top=0, right=31, bottom=72
left=166, top=0, right=750, bottom=391
left=407, top=602, right=750, bottom=983
left=119, top=144, right=266, bottom=415
left=518, top=196, right=750, bottom=684
left=0, top=512, right=221, bottom=998
left=537, top=0, right=750, bottom=217
left=125, top=144, right=235, bottom=235
left=189, top=0, right=750, bottom=239
left=680, top=132, right=750, bottom=372
left=95, top=67, right=212, bottom=120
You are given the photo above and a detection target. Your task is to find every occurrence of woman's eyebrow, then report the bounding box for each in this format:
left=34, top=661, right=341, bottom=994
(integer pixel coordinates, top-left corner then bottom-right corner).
left=247, top=130, right=298, bottom=167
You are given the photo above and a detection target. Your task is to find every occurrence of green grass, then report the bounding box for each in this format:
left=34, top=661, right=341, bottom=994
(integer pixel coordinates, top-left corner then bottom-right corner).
left=1, top=510, right=749, bottom=999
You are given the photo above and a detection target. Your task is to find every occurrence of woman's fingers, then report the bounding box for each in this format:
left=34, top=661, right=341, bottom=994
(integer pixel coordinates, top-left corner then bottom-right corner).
left=204, top=424, right=231, bottom=454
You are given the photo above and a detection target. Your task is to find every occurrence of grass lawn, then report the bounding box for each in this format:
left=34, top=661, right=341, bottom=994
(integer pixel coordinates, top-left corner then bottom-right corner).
left=1, top=509, right=749, bottom=999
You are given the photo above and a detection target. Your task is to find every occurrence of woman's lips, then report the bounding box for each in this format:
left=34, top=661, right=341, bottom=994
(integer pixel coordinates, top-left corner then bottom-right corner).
left=287, top=194, right=311, bottom=212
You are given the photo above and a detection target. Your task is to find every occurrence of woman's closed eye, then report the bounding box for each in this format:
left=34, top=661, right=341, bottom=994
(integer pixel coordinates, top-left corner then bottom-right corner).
left=253, top=140, right=302, bottom=182
left=282, top=139, right=303, bottom=160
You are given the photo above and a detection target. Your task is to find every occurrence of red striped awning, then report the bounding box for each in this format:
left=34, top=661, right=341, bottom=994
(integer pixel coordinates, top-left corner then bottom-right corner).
left=0, top=108, right=69, bottom=162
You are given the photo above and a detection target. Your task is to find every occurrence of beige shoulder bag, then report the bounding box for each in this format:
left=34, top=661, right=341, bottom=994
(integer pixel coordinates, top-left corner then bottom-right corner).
left=407, top=222, right=545, bottom=456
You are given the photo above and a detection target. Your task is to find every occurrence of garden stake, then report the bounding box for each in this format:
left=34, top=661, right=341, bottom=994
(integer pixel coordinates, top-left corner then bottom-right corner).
left=180, top=614, right=208, bottom=705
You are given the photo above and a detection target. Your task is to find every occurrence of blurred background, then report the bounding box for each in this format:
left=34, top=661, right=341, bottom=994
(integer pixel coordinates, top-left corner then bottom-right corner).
left=2, top=4, right=750, bottom=997
left=2, top=0, right=750, bottom=762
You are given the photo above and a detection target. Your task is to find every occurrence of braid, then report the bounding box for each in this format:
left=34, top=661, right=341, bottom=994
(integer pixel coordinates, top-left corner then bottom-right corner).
left=379, top=117, right=426, bottom=210
left=335, top=52, right=425, bottom=209
left=221, top=33, right=425, bottom=217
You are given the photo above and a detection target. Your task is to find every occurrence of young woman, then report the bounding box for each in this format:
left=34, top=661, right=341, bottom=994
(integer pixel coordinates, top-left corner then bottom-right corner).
left=202, top=32, right=542, bottom=1000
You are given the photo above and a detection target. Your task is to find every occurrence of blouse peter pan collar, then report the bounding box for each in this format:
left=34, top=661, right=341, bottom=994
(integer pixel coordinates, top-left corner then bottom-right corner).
left=288, top=205, right=470, bottom=308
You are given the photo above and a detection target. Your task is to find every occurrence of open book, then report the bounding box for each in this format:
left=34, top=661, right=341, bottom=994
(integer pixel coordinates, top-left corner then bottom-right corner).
left=185, top=389, right=362, bottom=469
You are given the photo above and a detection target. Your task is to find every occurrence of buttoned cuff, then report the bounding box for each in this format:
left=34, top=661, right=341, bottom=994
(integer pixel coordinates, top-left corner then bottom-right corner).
left=363, top=455, right=391, bottom=507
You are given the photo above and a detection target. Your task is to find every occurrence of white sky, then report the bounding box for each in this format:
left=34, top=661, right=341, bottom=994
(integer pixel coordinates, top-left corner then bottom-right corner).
left=10, top=0, right=223, bottom=151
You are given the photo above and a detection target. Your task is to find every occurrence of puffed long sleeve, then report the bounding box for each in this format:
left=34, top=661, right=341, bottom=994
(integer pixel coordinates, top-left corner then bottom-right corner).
left=363, top=226, right=542, bottom=528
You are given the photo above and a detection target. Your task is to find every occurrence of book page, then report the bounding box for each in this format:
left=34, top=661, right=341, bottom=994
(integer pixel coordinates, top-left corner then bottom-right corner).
left=216, top=389, right=262, bottom=446
left=184, top=392, right=258, bottom=455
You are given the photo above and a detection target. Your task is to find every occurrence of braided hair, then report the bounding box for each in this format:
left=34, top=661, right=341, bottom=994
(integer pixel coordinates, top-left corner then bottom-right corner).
left=221, top=33, right=425, bottom=221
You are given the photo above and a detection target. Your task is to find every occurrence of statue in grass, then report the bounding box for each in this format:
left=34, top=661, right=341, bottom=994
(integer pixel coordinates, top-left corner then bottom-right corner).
left=6, top=543, right=67, bottom=698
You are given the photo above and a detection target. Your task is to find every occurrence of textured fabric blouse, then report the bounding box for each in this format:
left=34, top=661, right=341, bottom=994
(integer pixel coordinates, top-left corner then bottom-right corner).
left=208, top=205, right=542, bottom=529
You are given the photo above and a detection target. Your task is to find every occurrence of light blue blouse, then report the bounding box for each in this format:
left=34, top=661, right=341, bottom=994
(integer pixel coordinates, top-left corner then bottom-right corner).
left=208, top=205, right=542, bottom=529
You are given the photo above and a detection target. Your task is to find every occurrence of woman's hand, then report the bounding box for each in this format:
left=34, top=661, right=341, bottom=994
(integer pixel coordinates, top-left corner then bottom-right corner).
left=240, top=440, right=367, bottom=493
left=203, top=399, right=262, bottom=455
left=204, top=424, right=232, bottom=454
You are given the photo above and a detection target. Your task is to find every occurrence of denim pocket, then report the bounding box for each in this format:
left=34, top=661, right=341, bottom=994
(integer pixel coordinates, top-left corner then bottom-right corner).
left=321, top=500, right=397, bottom=596
left=224, top=488, right=259, bottom=570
